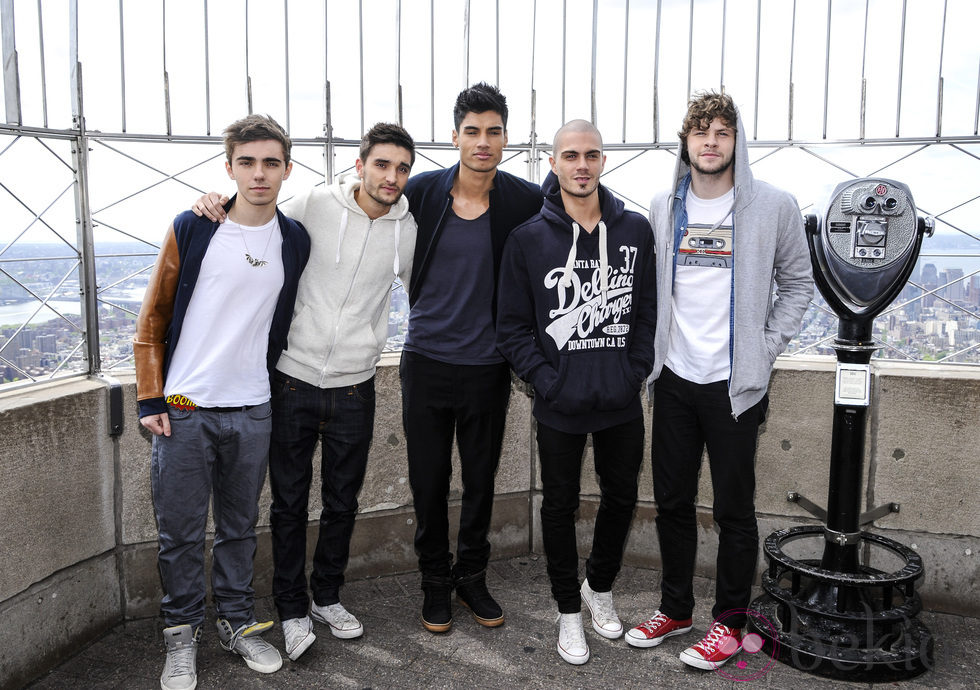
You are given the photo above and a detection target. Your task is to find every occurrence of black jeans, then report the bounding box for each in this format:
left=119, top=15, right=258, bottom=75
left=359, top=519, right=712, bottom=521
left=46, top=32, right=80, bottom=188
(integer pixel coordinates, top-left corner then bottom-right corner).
left=651, top=366, right=768, bottom=628
left=268, top=370, right=375, bottom=620
left=400, top=350, right=511, bottom=578
left=537, top=416, right=645, bottom=613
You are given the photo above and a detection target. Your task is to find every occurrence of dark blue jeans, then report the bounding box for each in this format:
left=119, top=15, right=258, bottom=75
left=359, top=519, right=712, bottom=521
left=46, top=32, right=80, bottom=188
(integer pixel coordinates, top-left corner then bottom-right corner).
left=151, top=401, right=272, bottom=629
left=399, top=350, right=511, bottom=578
left=537, top=416, right=645, bottom=613
left=268, top=370, right=375, bottom=621
left=651, top=366, right=768, bottom=628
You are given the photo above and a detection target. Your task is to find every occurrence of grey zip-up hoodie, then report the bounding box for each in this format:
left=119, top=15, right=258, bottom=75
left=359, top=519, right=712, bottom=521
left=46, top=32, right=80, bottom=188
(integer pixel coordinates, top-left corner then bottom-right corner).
left=276, top=173, right=416, bottom=388
left=646, top=108, right=813, bottom=418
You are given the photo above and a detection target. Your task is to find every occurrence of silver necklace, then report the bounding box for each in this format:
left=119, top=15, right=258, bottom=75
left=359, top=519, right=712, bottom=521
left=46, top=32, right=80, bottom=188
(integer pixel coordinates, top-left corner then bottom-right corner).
left=239, top=222, right=275, bottom=267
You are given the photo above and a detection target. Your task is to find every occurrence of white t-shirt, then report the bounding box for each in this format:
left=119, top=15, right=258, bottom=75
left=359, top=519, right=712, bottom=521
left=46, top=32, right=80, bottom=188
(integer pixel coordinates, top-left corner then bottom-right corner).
left=665, top=188, right=735, bottom=384
left=164, top=217, right=284, bottom=406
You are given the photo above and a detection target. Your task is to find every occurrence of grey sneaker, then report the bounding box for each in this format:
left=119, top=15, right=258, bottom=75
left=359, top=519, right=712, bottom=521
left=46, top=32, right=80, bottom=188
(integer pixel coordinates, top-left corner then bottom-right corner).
left=160, top=624, right=199, bottom=690
left=215, top=619, right=283, bottom=673
left=282, top=615, right=316, bottom=660
left=311, top=602, right=364, bottom=639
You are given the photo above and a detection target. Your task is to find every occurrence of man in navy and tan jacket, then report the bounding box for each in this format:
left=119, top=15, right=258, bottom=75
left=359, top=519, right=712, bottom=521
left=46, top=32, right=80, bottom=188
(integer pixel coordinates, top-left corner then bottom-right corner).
left=136, top=114, right=309, bottom=690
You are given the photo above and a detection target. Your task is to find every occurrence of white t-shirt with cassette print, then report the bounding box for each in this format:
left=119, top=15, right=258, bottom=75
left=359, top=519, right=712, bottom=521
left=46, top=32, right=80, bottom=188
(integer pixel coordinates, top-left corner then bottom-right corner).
left=665, top=187, right=735, bottom=384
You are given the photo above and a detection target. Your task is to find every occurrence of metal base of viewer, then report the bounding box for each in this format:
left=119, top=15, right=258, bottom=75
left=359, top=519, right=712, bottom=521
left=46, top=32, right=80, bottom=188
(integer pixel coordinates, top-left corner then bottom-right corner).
left=748, top=526, right=934, bottom=682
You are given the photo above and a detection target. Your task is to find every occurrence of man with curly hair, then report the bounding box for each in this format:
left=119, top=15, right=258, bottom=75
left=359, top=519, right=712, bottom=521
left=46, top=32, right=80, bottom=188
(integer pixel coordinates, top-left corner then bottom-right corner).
left=626, top=92, right=812, bottom=670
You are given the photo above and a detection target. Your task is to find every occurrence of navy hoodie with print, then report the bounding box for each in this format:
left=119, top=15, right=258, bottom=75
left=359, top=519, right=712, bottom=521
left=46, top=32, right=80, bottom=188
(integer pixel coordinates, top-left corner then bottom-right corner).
left=496, top=172, right=657, bottom=435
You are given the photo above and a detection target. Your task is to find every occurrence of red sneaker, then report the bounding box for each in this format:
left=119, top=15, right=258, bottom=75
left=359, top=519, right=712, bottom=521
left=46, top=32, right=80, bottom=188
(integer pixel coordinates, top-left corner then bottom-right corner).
left=679, top=622, right=743, bottom=670
left=625, top=610, right=693, bottom=648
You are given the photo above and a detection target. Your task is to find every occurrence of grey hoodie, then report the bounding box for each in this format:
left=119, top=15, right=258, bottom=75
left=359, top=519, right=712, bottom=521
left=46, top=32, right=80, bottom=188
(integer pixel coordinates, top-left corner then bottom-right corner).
left=646, top=108, right=813, bottom=418
left=276, top=173, right=416, bottom=388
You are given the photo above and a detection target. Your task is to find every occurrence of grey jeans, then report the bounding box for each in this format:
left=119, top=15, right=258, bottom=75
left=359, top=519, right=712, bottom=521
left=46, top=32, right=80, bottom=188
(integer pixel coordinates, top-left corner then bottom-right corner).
left=151, top=401, right=272, bottom=628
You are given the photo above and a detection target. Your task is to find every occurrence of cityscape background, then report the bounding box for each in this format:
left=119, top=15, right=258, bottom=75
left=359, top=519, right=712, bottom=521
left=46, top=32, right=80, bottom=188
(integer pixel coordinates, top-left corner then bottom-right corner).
left=1, top=0, right=979, bottom=386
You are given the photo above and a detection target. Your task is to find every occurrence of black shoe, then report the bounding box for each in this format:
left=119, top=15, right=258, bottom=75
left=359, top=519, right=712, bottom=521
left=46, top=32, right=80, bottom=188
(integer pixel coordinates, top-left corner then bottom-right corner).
left=455, top=570, right=504, bottom=627
left=421, top=575, right=454, bottom=633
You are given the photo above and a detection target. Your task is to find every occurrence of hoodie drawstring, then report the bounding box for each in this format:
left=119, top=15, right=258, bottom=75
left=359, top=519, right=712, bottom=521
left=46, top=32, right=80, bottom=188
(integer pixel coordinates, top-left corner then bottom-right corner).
left=335, top=208, right=349, bottom=264
left=392, top=218, right=401, bottom=276
left=560, top=222, right=581, bottom=288
left=598, top=221, right=608, bottom=305
left=561, top=220, right=609, bottom=305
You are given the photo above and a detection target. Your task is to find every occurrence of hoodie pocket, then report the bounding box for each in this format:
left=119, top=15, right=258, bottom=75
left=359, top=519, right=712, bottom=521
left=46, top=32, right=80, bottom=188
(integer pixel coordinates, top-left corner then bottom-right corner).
left=547, top=356, right=592, bottom=416
left=595, top=354, right=640, bottom=411
left=730, top=324, right=772, bottom=398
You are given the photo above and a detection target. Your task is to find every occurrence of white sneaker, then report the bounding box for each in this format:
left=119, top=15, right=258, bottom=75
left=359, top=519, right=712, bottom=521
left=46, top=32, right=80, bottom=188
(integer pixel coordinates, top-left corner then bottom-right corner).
left=160, top=624, right=199, bottom=690
left=310, top=602, right=364, bottom=639
left=282, top=616, right=316, bottom=660
left=556, top=612, right=590, bottom=665
left=580, top=579, right=623, bottom=639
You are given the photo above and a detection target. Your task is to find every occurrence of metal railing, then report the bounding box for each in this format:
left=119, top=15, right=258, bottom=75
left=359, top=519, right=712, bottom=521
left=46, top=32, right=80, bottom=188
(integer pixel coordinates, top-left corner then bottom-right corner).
left=1, top=0, right=978, bottom=389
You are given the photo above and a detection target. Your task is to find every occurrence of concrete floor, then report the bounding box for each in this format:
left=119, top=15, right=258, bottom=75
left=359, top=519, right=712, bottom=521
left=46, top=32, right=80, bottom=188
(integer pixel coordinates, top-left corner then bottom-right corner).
left=26, top=556, right=978, bottom=689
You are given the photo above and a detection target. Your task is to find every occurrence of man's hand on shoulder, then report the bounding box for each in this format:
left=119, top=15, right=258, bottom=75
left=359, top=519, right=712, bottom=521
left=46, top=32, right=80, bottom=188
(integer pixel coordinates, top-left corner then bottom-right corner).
left=192, top=192, right=230, bottom=222
left=140, top=412, right=172, bottom=437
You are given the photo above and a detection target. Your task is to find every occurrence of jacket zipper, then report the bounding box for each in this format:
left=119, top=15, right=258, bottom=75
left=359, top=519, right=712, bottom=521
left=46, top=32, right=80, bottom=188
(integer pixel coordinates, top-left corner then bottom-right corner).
left=321, top=217, right=373, bottom=385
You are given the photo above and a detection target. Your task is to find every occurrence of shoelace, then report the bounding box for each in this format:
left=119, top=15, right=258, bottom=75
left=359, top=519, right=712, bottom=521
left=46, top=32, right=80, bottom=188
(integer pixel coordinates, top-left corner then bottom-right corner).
left=166, top=644, right=195, bottom=677
left=560, top=615, right=586, bottom=647
left=696, top=624, right=733, bottom=652
left=283, top=618, right=309, bottom=641
left=590, top=591, right=617, bottom=623
left=327, top=604, right=357, bottom=627
left=637, top=612, right=669, bottom=633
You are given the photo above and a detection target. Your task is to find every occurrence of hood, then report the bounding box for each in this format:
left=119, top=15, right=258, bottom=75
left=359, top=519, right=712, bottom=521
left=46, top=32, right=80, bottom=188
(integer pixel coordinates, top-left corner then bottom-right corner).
left=671, top=105, right=755, bottom=207
left=326, top=172, right=411, bottom=274
left=540, top=170, right=627, bottom=302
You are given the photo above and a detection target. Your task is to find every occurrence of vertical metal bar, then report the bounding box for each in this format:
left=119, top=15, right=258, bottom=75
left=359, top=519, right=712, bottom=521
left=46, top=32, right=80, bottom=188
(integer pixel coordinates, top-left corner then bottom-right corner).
left=358, top=0, right=364, bottom=135
left=590, top=0, right=598, bottom=124
left=753, top=0, right=761, bottom=139
left=204, top=0, right=210, bottom=135
left=163, top=0, right=171, bottom=136
left=37, top=0, right=47, bottom=127
left=895, top=0, right=907, bottom=137
left=530, top=0, right=537, bottom=168
left=1, top=0, right=22, bottom=125
left=495, top=0, right=500, bottom=86
left=397, top=0, right=402, bottom=125
left=430, top=0, right=434, bottom=140
left=69, top=0, right=101, bottom=374
left=822, top=0, right=831, bottom=139
left=561, top=0, right=566, bottom=125
left=324, top=4, right=333, bottom=182
left=245, top=0, right=253, bottom=114
left=720, top=0, right=727, bottom=92
left=686, top=0, right=693, bottom=99
left=936, top=0, right=947, bottom=137
left=653, top=0, right=661, bottom=142
left=464, top=0, right=471, bottom=88
left=860, top=0, right=868, bottom=140
left=621, top=0, right=629, bottom=142
left=284, top=0, right=290, bottom=132
left=974, top=55, right=979, bottom=136
left=118, top=0, right=125, bottom=132
left=788, top=0, right=797, bottom=141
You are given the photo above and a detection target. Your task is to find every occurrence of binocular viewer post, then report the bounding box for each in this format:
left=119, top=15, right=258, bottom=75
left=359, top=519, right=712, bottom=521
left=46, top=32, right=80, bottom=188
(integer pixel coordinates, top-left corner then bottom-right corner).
left=749, top=178, right=935, bottom=681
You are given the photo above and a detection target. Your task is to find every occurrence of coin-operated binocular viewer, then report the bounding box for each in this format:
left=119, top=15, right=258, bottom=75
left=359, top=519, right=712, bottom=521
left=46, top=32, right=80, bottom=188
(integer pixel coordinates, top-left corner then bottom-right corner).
left=749, top=179, right=934, bottom=681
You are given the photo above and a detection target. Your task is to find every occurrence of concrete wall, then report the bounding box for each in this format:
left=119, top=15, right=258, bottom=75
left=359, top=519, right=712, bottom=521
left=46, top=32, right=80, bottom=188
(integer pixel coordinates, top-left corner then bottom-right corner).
left=1, top=356, right=978, bottom=687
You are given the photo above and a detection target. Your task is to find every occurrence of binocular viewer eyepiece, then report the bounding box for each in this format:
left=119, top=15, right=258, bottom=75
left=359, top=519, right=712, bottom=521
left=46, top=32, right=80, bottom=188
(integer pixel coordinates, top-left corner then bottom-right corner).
left=806, top=177, right=933, bottom=326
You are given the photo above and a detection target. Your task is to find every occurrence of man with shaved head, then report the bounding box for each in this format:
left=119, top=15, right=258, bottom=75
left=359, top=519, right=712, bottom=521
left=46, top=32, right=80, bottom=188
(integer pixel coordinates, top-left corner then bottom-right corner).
left=496, top=119, right=658, bottom=665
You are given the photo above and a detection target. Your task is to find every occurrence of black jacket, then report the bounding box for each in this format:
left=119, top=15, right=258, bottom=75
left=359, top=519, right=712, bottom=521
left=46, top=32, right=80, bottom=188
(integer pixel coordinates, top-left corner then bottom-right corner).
left=495, top=172, right=657, bottom=434
left=404, top=163, right=542, bottom=317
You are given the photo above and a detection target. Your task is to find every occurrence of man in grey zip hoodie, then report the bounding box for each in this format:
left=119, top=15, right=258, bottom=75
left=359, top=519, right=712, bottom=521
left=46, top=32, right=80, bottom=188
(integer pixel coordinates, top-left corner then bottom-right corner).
left=192, top=123, right=417, bottom=661
left=625, top=93, right=812, bottom=670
